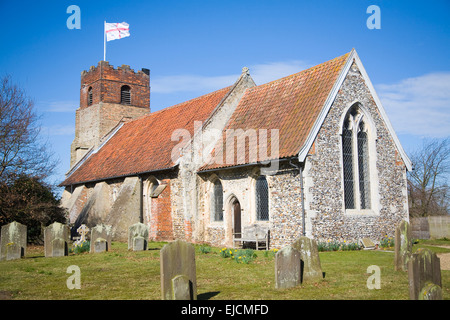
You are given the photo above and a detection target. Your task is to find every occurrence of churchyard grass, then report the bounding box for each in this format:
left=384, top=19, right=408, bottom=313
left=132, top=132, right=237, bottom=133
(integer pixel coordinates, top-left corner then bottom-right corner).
left=0, top=240, right=449, bottom=300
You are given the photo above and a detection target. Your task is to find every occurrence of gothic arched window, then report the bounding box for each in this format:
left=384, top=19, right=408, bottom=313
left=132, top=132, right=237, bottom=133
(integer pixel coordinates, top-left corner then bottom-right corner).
left=212, top=179, right=223, bottom=221
left=342, top=104, right=372, bottom=211
left=256, top=176, right=269, bottom=221
left=121, top=85, right=131, bottom=105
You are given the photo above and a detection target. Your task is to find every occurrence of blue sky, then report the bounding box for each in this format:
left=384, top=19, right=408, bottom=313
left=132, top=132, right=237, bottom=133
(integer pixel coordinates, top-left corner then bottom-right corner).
left=0, top=0, right=449, bottom=191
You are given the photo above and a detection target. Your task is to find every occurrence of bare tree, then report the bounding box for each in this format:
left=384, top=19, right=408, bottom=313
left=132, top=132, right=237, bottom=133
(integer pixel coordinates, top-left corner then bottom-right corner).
left=408, top=138, right=450, bottom=217
left=0, top=75, right=56, bottom=184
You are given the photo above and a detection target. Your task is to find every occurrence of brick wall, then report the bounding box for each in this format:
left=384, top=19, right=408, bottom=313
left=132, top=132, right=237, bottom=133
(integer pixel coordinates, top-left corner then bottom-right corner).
left=149, top=180, right=174, bottom=241
left=80, top=61, right=150, bottom=110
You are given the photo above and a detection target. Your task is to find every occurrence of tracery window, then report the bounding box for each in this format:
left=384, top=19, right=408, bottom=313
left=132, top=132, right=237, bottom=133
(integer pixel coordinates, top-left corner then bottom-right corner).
left=342, top=104, right=372, bottom=210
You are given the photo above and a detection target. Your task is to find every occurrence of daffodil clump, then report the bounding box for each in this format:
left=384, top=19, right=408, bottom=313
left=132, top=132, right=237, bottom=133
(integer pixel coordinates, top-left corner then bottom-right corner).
left=379, top=235, right=395, bottom=249
left=219, top=248, right=257, bottom=264
left=70, top=240, right=90, bottom=254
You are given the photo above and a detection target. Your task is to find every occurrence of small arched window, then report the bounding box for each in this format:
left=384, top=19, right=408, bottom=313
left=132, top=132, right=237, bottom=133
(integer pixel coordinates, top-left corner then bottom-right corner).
left=342, top=104, right=372, bottom=210
left=121, top=85, right=131, bottom=105
left=212, top=179, right=223, bottom=221
left=87, top=87, right=93, bottom=106
left=256, top=176, right=269, bottom=221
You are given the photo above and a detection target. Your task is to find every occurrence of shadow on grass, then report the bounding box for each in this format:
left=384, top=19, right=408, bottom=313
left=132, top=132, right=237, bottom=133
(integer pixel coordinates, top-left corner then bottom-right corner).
left=198, top=291, right=221, bottom=300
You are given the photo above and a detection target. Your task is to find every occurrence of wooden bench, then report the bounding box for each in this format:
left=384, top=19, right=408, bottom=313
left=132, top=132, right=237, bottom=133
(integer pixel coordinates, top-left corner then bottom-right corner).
left=233, top=224, right=270, bottom=250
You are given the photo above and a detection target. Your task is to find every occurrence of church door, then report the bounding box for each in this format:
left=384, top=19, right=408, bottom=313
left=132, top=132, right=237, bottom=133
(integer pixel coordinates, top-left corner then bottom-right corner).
left=233, top=200, right=241, bottom=238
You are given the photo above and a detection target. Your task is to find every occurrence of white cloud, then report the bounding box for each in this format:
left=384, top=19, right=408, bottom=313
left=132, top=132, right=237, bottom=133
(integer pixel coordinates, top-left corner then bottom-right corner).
left=151, top=60, right=310, bottom=94
left=375, top=72, right=450, bottom=138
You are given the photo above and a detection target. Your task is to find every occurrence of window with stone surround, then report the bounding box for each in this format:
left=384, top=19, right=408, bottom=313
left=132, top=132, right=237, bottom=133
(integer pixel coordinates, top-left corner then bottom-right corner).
left=342, top=104, right=372, bottom=211
left=211, top=179, right=223, bottom=221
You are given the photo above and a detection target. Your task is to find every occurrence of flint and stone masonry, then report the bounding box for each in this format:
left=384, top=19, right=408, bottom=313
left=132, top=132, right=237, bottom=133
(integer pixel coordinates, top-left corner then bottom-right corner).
left=61, top=51, right=410, bottom=249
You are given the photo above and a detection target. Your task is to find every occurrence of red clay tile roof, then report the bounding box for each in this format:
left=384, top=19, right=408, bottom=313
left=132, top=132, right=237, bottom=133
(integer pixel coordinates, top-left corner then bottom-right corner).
left=199, top=52, right=350, bottom=171
left=61, top=86, right=232, bottom=186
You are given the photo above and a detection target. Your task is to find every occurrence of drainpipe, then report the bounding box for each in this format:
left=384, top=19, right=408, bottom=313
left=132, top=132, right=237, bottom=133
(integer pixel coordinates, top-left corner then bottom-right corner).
left=139, top=175, right=143, bottom=223
left=289, top=158, right=306, bottom=237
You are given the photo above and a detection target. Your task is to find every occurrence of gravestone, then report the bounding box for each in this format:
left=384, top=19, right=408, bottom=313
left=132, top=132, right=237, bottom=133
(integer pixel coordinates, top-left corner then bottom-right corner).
left=0, top=221, right=27, bottom=261
left=160, top=239, right=197, bottom=300
left=172, top=275, right=193, bottom=300
left=408, top=248, right=442, bottom=300
left=77, top=224, right=90, bottom=242
left=90, top=224, right=112, bottom=253
left=360, top=237, right=376, bottom=250
left=275, top=246, right=301, bottom=289
left=128, top=223, right=149, bottom=251
left=394, top=220, right=412, bottom=271
left=93, top=238, right=108, bottom=253
left=292, top=236, right=323, bottom=283
left=44, top=222, right=70, bottom=257
left=418, top=282, right=443, bottom=300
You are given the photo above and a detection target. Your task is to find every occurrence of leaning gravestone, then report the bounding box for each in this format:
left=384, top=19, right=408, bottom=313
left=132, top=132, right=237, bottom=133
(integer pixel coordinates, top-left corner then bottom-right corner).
left=160, top=239, right=197, bottom=300
left=128, top=222, right=149, bottom=251
left=408, top=248, right=442, bottom=300
left=0, top=221, right=27, bottom=261
left=90, top=224, right=112, bottom=253
left=360, top=237, right=376, bottom=250
left=44, top=222, right=70, bottom=257
left=394, top=220, right=412, bottom=271
left=292, top=236, right=323, bottom=283
left=275, top=245, right=301, bottom=289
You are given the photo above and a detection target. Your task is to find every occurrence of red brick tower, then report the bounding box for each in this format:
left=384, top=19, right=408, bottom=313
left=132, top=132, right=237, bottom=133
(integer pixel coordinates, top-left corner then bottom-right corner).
left=70, top=61, right=150, bottom=167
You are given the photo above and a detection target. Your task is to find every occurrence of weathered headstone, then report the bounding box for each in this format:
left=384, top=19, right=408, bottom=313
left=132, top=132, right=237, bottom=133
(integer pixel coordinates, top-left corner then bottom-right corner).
left=418, top=282, right=443, bottom=300
left=160, top=239, right=197, bottom=300
left=93, top=238, right=108, bottom=253
left=0, top=221, right=27, bottom=261
left=360, top=237, right=376, bottom=250
left=292, top=236, right=323, bottom=283
left=275, top=246, right=301, bottom=289
left=408, top=248, right=442, bottom=300
left=172, top=274, right=193, bottom=300
left=90, top=224, right=112, bottom=253
left=128, top=222, right=149, bottom=251
left=77, top=224, right=90, bottom=242
left=44, top=222, right=70, bottom=257
left=394, top=220, right=412, bottom=271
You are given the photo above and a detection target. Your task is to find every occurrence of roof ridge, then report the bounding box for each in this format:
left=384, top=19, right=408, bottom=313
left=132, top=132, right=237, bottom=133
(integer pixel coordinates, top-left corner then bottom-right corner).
left=249, top=51, right=351, bottom=90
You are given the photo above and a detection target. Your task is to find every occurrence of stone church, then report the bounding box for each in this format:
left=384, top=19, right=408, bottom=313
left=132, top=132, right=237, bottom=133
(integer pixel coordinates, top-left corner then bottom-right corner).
left=60, top=49, right=412, bottom=248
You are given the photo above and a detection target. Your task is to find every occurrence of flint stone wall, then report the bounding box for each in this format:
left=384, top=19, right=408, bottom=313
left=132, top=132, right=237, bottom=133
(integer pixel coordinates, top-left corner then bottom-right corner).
left=305, top=61, right=409, bottom=243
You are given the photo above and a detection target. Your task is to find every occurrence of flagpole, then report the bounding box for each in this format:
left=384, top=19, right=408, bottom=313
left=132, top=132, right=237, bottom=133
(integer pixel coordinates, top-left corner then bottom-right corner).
left=103, top=21, right=106, bottom=61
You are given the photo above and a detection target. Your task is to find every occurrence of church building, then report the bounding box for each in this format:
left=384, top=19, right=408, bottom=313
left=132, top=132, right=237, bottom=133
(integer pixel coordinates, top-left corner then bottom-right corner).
left=60, top=49, right=412, bottom=248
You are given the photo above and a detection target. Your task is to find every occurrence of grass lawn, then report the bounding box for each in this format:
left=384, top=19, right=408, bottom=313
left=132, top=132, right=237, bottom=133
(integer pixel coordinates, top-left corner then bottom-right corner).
left=0, top=240, right=449, bottom=300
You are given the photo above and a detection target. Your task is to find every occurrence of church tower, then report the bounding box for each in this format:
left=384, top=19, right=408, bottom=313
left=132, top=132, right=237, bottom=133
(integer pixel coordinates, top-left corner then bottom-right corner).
left=70, top=61, right=150, bottom=167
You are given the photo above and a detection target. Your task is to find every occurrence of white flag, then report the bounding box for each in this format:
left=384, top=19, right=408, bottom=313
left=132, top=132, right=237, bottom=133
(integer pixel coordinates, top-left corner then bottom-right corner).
left=105, top=22, right=130, bottom=41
